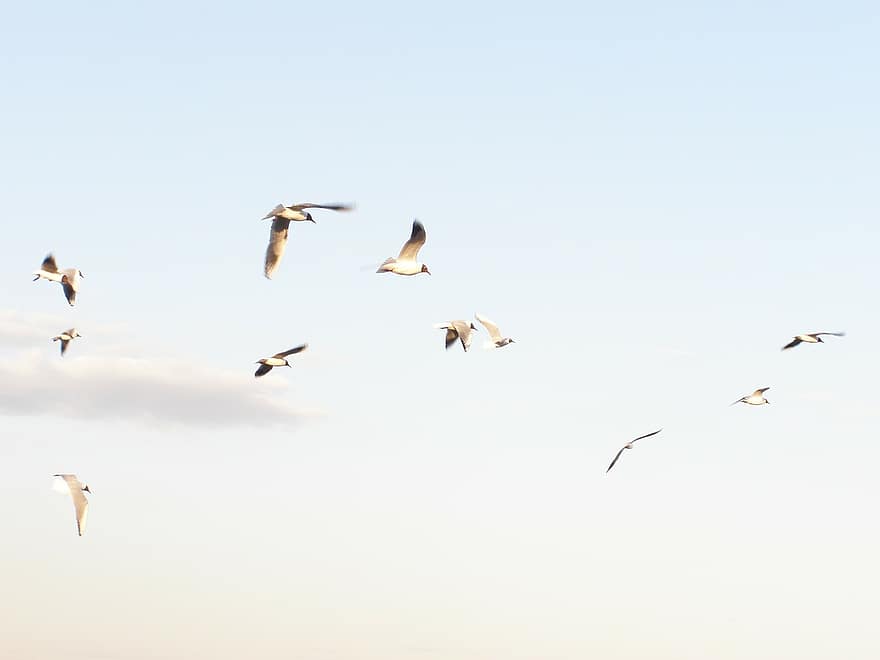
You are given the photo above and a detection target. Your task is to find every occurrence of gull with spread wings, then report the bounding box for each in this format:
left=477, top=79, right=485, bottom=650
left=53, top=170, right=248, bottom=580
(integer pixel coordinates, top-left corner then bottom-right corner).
left=32, top=254, right=85, bottom=306
left=731, top=387, right=771, bottom=406
left=434, top=320, right=477, bottom=352
left=376, top=220, right=431, bottom=276
left=605, top=429, right=662, bottom=474
left=262, top=203, right=353, bottom=279
left=254, top=343, right=308, bottom=377
left=52, top=328, right=82, bottom=356
left=781, top=332, right=845, bottom=351
left=53, top=474, right=91, bottom=537
left=475, top=313, right=515, bottom=348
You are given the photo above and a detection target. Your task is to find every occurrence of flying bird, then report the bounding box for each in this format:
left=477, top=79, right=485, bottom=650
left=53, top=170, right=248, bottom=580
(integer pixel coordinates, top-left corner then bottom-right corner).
left=261, top=203, right=353, bottom=279
left=605, top=429, right=662, bottom=474
left=474, top=313, right=515, bottom=348
left=32, top=254, right=85, bottom=306
left=731, top=387, right=771, bottom=406
left=52, top=328, right=82, bottom=356
left=255, top=343, right=308, bottom=377
left=53, top=474, right=91, bottom=537
left=434, top=320, right=478, bottom=352
left=781, top=332, right=845, bottom=351
left=376, top=220, right=431, bottom=276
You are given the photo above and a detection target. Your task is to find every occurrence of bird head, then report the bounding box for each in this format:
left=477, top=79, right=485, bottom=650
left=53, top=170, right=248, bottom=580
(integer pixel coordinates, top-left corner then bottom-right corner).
left=817, top=336, right=824, bottom=343
left=82, top=485, right=91, bottom=494
left=307, top=213, right=316, bottom=223
left=421, top=264, right=431, bottom=275
left=470, top=323, right=478, bottom=330
left=509, top=338, right=516, bottom=343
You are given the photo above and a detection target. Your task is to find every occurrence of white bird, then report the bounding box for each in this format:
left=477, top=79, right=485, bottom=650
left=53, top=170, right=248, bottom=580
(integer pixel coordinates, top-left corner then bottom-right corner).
left=605, top=429, right=663, bottom=474
left=434, top=320, right=478, bottom=352
left=376, top=220, right=431, bottom=276
left=262, top=203, right=353, bottom=279
left=255, top=343, right=308, bottom=377
left=782, top=331, right=845, bottom=351
left=52, top=328, right=82, bottom=356
left=53, top=474, right=91, bottom=537
left=32, top=254, right=84, bottom=306
left=474, top=313, right=515, bottom=348
left=731, top=387, right=771, bottom=406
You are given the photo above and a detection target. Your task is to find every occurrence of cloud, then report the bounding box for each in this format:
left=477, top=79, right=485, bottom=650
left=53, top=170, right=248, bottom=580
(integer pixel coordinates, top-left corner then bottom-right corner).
left=0, top=310, right=321, bottom=428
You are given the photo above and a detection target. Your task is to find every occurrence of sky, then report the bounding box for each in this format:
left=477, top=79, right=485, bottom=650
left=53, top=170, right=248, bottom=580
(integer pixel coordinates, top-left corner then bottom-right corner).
left=2, top=1, right=879, bottom=658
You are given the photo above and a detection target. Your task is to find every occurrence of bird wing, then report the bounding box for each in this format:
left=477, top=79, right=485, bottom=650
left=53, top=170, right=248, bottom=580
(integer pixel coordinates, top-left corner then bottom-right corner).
left=254, top=363, right=273, bottom=378
left=606, top=447, right=626, bottom=473
left=262, top=204, right=285, bottom=219
left=274, top=344, right=308, bottom=358
left=41, top=254, right=59, bottom=273
left=754, top=387, right=770, bottom=395
left=289, top=203, right=353, bottom=212
left=729, top=397, right=746, bottom=406
left=443, top=327, right=458, bottom=350
left=397, top=220, right=426, bottom=261
left=264, top=218, right=291, bottom=279
left=72, top=489, right=89, bottom=536
left=630, top=428, right=662, bottom=445
left=60, top=270, right=80, bottom=306
left=812, top=332, right=846, bottom=338
left=59, top=338, right=70, bottom=356
left=474, top=313, right=502, bottom=342
left=451, top=321, right=474, bottom=351
left=781, top=337, right=801, bottom=350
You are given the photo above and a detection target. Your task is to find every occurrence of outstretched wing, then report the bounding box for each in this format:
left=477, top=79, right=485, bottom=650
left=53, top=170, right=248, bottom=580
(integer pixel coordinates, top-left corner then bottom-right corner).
left=254, top=363, right=273, bottom=378
left=264, top=218, right=291, bottom=279
left=474, top=313, right=502, bottom=342
left=60, top=270, right=80, bottom=306
left=606, top=448, right=626, bottom=473
left=813, top=332, right=846, bottom=338
left=398, top=220, right=426, bottom=261
left=274, top=344, right=308, bottom=358
left=289, top=203, right=353, bottom=212
left=781, top=337, right=801, bottom=351
left=59, top=338, right=70, bottom=356
left=41, top=254, right=59, bottom=273
left=451, top=321, right=474, bottom=352
left=754, top=387, right=770, bottom=395
left=629, top=428, right=662, bottom=445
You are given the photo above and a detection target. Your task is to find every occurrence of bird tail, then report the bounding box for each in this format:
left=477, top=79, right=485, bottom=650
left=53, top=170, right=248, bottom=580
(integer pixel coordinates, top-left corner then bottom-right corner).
left=376, top=258, right=394, bottom=273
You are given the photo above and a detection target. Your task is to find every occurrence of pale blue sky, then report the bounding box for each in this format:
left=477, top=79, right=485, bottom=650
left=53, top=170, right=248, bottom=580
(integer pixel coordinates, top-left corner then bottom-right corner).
left=2, top=2, right=879, bottom=659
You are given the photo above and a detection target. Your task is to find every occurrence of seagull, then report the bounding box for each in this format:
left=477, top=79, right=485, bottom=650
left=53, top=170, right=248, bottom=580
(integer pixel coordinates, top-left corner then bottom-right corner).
left=782, top=332, right=845, bottom=351
left=52, top=328, right=82, bottom=356
left=32, top=254, right=84, bottom=306
left=376, top=220, right=430, bottom=276
left=261, top=203, right=353, bottom=279
left=434, top=320, right=478, bottom=352
left=255, top=343, right=308, bottom=377
left=605, top=429, right=662, bottom=474
left=474, top=313, right=515, bottom=348
left=53, top=474, right=91, bottom=537
left=731, top=387, right=771, bottom=406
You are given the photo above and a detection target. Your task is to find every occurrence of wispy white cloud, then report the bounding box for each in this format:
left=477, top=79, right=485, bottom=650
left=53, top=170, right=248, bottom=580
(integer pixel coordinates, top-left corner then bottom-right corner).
left=0, top=310, right=321, bottom=427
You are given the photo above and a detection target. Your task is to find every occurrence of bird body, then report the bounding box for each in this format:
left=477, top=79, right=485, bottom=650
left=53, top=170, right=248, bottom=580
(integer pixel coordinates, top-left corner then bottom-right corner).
left=782, top=332, right=845, bottom=351
left=52, top=328, right=82, bottom=356
left=261, top=203, right=353, bottom=279
left=732, top=387, right=771, bottom=406
left=435, top=320, right=477, bottom=352
left=255, top=344, right=308, bottom=377
left=32, top=254, right=84, bottom=306
left=377, top=220, right=430, bottom=276
left=474, top=313, right=514, bottom=348
left=53, top=474, right=91, bottom=536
